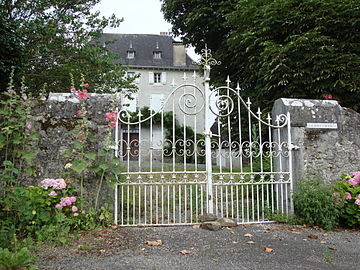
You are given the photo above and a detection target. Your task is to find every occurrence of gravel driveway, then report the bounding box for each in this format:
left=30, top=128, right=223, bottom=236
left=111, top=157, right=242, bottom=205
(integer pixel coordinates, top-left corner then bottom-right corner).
left=34, top=223, right=359, bottom=270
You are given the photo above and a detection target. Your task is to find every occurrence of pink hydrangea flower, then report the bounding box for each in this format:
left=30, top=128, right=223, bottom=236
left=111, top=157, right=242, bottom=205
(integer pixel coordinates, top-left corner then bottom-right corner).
left=74, top=213, right=79, bottom=217
left=21, top=93, right=27, bottom=100
left=55, top=204, right=62, bottom=209
left=352, top=172, right=360, bottom=182
left=48, top=191, right=58, bottom=196
left=355, top=199, right=360, bottom=206
left=69, top=196, right=77, bottom=203
left=81, top=210, right=86, bottom=214
left=40, top=178, right=67, bottom=190
left=345, top=192, right=352, bottom=200
left=349, top=178, right=359, bottom=186
left=72, top=206, right=78, bottom=212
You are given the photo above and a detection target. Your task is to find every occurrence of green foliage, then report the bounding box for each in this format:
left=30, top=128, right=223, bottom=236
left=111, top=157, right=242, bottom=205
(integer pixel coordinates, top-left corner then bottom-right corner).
left=0, top=0, right=136, bottom=95
left=264, top=209, right=299, bottom=225
left=162, top=0, right=360, bottom=112
left=293, top=177, right=341, bottom=230
left=333, top=172, right=360, bottom=227
left=0, top=247, right=37, bottom=270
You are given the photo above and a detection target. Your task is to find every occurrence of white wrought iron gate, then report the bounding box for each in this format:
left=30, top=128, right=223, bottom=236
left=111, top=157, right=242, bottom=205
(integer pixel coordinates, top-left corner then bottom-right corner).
left=114, top=48, right=294, bottom=226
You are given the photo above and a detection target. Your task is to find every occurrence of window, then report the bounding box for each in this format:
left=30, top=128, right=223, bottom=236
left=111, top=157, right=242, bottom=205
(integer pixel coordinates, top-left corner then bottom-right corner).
left=150, top=94, right=165, bottom=111
left=127, top=50, right=135, bottom=59
left=149, top=72, right=166, bottom=84
left=153, top=51, right=162, bottom=59
left=154, top=73, right=161, bottom=83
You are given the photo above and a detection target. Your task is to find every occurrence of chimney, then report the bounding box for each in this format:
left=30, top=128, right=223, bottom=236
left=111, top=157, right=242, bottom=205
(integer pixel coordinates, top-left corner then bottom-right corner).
left=173, top=42, right=186, bottom=66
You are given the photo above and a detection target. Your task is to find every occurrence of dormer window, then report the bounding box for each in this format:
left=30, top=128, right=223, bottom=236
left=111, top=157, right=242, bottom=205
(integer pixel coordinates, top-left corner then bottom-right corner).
left=153, top=51, right=162, bottom=59
left=127, top=50, right=135, bottom=59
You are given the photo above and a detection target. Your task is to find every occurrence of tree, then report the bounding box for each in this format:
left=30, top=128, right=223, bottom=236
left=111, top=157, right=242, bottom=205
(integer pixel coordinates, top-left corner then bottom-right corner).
left=0, top=0, right=135, bottom=94
left=161, top=0, right=360, bottom=112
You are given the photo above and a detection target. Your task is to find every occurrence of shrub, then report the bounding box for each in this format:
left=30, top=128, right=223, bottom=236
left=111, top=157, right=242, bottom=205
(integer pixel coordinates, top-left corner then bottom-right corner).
left=0, top=178, right=92, bottom=248
left=0, top=247, right=37, bottom=270
left=333, top=172, right=360, bottom=227
left=293, top=177, right=341, bottom=230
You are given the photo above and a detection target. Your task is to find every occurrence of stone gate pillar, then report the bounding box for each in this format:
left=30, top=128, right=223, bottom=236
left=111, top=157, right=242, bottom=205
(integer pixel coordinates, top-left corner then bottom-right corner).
left=272, top=98, right=360, bottom=186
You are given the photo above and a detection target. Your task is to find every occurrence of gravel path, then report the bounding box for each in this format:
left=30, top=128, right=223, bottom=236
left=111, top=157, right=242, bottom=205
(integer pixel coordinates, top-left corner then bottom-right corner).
left=34, top=223, right=359, bottom=270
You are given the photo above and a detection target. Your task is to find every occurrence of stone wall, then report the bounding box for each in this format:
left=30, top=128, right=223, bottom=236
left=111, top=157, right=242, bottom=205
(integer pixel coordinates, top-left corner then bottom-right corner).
left=272, top=98, right=360, bottom=185
left=24, top=93, right=119, bottom=205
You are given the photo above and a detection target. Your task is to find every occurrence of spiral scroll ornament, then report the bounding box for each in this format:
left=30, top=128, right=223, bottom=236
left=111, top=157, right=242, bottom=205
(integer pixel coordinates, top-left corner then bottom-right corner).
left=178, top=91, right=204, bottom=115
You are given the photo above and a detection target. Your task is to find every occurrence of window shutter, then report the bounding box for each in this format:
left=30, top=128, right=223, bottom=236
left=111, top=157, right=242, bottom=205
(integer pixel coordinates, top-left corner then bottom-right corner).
left=149, top=72, right=154, bottom=84
left=161, top=72, right=166, bottom=84
left=135, top=72, right=140, bottom=83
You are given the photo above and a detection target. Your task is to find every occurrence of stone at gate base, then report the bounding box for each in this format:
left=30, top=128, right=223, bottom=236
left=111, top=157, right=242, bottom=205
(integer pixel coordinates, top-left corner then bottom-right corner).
left=199, top=214, right=237, bottom=231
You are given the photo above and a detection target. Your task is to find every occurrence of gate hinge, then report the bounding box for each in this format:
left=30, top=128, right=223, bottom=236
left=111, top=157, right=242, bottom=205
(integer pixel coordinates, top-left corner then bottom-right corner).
left=289, top=143, right=300, bottom=151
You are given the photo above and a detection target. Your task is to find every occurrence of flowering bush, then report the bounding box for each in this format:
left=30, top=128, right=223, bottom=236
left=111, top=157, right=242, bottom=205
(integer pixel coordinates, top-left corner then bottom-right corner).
left=62, top=80, right=122, bottom=211
left=333, top=172, right=360, bottom=227
left=0, top=70, right=41, bottom=191
left=105, top=110, right=118, bottom=128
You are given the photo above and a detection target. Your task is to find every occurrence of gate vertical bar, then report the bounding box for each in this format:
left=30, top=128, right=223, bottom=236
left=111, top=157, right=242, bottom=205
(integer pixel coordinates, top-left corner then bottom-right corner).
left=204, top=64, right=213, bottom=214
left=114, top=108, right=119, bottom=225
left=287, top=112, right=294, bottom=214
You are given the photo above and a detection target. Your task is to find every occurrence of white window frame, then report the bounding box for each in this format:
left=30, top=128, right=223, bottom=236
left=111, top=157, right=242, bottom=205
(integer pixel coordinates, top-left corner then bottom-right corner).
left=154, top=72, right=161, bottom=84
left=127, top=51, right=135, bottom=59
left=153, top=51, right=162, bottom=59
left=149, top=72, right=166, bottom=85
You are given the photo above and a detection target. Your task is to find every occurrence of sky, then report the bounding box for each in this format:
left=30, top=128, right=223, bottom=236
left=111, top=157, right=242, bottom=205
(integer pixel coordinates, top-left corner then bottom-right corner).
left=93, top=0, right=199, bottom=60
left=94, top=0, right=172, bottom=35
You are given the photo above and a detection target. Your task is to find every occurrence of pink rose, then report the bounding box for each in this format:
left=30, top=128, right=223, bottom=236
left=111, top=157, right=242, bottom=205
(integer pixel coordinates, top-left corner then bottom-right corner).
left=70, top=88, right=76, bottom=93
left=77, top=110, right=82, bottom=116
left=77, top=91, right=88, bottom=100
left=84, top=83, right=89, bottom=88
left=324, top=94, right=333, bottom=100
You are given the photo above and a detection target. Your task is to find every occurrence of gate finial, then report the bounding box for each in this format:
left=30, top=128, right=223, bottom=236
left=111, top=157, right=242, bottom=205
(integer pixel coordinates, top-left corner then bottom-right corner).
left=193, top=44, right=221, bottom=67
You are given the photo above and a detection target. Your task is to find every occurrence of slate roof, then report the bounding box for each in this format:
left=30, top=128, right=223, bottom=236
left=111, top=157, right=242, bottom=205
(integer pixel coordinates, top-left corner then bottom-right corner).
left=97, top=33, right=198, bottom=70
